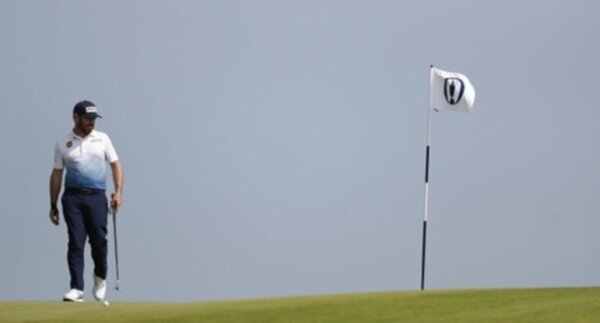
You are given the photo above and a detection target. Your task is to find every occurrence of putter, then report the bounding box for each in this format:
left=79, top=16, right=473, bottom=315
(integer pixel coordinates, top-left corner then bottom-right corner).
left=111, top=193, right=121, bottom=291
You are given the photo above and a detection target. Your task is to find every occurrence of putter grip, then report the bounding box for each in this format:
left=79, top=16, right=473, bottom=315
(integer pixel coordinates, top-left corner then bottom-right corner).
left=110, top=193, right=116, bottom=215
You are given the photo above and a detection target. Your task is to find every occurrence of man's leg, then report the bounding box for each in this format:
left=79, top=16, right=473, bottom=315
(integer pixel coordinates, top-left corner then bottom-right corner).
left=61, top=193, right=87, bottom=291
left=84, top=193, right=109, bottom=280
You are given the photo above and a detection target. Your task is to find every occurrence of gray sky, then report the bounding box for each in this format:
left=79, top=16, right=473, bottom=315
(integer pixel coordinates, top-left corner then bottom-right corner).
left=1, top=0, right=599, bottom=302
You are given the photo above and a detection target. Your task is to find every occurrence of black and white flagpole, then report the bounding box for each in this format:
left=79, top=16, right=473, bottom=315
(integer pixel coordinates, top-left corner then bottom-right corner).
left=421, top=65, right=434, bottom=291
left=420, top=65, right=476, bottom=290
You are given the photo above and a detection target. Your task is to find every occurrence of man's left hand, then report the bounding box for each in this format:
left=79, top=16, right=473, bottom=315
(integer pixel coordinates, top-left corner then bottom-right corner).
left=111, top=192, right=122, bottom=214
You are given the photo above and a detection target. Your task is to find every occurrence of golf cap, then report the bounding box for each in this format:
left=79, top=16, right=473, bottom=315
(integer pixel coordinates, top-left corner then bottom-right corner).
left=73, top=100, right=102, bottom=119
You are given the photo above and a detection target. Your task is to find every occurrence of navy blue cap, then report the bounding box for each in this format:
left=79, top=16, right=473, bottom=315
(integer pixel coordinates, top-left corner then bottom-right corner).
left=73, top=100, right=102, bottom=119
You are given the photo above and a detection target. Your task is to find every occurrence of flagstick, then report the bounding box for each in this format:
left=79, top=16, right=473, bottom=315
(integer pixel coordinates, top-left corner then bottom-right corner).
left=421, top=65, right=434, bottom=291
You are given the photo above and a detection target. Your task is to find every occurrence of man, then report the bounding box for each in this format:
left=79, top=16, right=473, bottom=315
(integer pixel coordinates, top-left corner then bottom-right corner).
left=49, top=100, right=123, bottom=302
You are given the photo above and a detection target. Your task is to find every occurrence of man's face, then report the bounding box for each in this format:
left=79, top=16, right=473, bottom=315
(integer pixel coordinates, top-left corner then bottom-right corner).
left=74, top=114, right=96, bottom=135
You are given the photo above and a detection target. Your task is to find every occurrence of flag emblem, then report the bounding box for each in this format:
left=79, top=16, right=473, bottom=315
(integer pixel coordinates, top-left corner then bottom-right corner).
left=444, top=78, right=464, bottom=105
left=430, top=67, right=475, bottom=112
left=66, top=141, right=72, bottom=148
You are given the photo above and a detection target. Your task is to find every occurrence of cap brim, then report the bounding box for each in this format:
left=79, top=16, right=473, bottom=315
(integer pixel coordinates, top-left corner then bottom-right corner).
left=82, top=113, right=102, bottom=119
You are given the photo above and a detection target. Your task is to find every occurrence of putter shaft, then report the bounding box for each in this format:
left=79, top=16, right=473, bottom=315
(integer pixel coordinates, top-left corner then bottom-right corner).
left=111, top=194, right=121, bottom=291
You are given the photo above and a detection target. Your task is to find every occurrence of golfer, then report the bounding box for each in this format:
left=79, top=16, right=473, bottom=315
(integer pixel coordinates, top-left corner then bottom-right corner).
left=49, top=100, right=123, bottom=302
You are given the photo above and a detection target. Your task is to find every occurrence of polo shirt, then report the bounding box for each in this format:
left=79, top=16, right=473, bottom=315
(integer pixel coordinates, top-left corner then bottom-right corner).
left=53, top=130, right=119, bottom=190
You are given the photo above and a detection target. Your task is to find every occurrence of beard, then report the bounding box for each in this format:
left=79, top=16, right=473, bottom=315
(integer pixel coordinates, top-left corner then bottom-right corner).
left=76, top=120, right=94, bottom=136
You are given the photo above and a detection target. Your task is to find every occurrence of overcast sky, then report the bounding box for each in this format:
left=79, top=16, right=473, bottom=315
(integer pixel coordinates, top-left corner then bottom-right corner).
left=1, top=0, right=599, bottom=302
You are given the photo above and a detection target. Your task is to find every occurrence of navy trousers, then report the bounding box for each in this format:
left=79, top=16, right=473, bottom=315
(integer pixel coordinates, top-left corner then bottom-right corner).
left=61, top=191, right=108, bottom=290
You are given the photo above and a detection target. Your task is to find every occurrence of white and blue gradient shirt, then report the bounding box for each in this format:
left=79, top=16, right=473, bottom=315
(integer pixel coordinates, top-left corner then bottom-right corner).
left=53, top=130, right=119, bottom=190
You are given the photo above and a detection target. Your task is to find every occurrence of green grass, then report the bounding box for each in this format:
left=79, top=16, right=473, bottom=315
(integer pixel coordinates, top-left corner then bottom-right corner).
left=1, top=287, right=599, bottom=322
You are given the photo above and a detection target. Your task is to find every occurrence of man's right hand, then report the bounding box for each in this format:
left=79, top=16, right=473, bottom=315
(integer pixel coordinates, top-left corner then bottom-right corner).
left=49, top=207, right=59, bottom=226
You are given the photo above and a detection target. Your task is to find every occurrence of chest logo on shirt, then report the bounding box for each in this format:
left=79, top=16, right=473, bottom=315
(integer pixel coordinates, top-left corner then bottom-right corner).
left=66, top=141, right=73, bottom=148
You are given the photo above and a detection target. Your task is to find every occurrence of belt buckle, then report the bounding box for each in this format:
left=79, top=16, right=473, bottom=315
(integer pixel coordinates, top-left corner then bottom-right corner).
left=81, top=188, right=92, bottom=194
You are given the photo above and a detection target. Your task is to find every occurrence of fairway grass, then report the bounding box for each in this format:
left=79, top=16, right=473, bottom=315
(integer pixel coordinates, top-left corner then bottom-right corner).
left=1, top=287, right=599, bottom=322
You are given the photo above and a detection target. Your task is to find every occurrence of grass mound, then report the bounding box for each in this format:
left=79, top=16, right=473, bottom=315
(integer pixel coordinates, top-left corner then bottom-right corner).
left=1, top=287, right=598, bottom=322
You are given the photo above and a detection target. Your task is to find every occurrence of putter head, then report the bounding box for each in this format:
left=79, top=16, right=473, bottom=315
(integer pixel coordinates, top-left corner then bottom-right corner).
left=114, top=285, right=121, bottom=291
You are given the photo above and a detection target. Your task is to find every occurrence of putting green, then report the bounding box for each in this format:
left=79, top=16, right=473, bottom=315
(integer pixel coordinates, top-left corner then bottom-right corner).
left=1, top=287, right=598, bottom=322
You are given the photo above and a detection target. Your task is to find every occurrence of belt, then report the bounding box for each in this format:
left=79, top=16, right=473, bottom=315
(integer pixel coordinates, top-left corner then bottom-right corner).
left=65, top=187, right=106, bottom=195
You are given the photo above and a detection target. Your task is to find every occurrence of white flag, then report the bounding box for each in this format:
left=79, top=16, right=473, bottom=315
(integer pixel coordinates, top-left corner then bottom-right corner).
left=430, top=67, right=476, bottom=112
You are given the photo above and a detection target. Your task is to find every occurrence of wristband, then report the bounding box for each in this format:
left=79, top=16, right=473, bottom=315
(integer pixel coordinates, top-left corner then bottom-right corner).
left=51, top=202, right=58, bottom=210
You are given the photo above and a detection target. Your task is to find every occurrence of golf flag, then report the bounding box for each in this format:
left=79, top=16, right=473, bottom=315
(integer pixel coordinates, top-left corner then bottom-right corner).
left=430, top=67, right=476, bottom=112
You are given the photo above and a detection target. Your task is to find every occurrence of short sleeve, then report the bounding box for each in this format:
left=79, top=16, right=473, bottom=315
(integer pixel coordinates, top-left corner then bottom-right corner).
left=105, top=134, right=119, bottom=163
left=53, top=142, right=64, bottom=169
